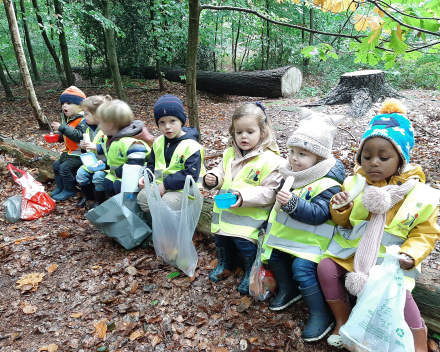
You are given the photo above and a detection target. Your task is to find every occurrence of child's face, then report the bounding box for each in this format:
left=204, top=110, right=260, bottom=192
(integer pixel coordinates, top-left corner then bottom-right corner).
left=288, top=146, right=319, bottom=171
left=83, top=107, right=98, bottom=125
left=158, top=116, right=184, bottom=139
left=360, top=137, right=401, bottom=182
left=97, top=118, right=118, bottom=137
left=233, top=115, right=262, bottom=151
left=62, top=102, right=81, bottom=118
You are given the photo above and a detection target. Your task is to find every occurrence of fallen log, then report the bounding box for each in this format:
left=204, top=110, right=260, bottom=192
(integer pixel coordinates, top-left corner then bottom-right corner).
left=142, top=66, right=302, bottom=98
left=0, top=134, right=58, bottom=182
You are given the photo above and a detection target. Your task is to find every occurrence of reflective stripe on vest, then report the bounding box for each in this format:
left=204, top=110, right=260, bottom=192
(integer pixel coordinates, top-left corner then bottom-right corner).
left=81, top=128, right=107, bottom=173
left=153, top=136, right=206, bottom=189
left=211, top=148, right=283, bottom=240
left=262, top=177, right=340, bottom=263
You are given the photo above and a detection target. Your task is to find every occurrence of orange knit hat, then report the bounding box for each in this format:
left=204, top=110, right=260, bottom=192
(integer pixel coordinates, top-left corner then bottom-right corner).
left=59, top=86, right=86, bottom=105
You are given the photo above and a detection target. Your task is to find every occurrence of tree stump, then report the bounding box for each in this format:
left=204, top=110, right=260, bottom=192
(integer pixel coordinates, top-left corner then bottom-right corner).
left=305, top=70, right=402, bottom=118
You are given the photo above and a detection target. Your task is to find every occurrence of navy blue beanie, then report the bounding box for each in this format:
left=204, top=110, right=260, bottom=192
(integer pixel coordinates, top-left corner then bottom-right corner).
left=153, top=95, right=187, bottom=126
left=59, top=86, right=86, bottom=106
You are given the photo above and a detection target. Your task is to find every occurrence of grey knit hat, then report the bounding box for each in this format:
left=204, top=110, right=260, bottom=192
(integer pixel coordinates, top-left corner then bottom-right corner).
left=286, top=109, right=345, bottom=158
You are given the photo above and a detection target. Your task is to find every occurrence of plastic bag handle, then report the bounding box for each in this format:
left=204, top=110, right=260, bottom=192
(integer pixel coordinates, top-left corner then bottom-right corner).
left=144, top=168, right=162, bottom=200
left=182, top=175, right=197, bottom=198
left=7, top=164, right=27, bottom=181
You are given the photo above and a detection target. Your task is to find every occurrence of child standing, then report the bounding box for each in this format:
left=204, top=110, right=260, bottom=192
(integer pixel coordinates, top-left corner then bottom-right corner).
left=261, top=110, right=345, bottom=342
left=85, top=100, right=154, bottom=197
left=318, top=99, right=440, bottom=351
left=204, top=102, right=284, bottom=294
left=50, top=86, right=87, bottom=201
left=137, top=94, right=205, bottom=212
left=76, top=95, right=112, bottom=209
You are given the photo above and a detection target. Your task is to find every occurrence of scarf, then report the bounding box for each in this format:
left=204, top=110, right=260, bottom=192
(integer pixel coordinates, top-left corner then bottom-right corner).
left=279, top=156, right=337, bottom=189
left=345, top=177, right=419, bottom=296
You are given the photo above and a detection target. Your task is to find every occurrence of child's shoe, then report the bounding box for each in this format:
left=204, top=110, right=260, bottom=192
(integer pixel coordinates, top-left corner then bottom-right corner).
left=91, top=190, right=107, bottom=209
left=237, top=255, right=256, bottom=294
left=209, top=247, right=234, bottom=283
left=326, top=297, right=351, bottom=347
left=410, top=319, right=428, bottom=352
left=300, top=284, right=334, bottom=342
left=52, top=179, right=77, bottom=201
left=49, top=174, right=64, bottom=196
left=76, top=184, right=95, bottom=208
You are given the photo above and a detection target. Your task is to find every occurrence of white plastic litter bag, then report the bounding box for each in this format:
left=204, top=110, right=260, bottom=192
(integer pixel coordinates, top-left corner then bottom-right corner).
left=144, top=172, right=202, bottom=277
left=3, top=196, right=22, bottom=223
left=340, top=245, right=415, bottom=352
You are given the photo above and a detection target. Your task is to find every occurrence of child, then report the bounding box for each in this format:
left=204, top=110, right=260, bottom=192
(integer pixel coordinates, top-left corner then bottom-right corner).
left=261, top=110, right=345, bottom=342
left=76, top=95, right=112, bottom=209
left=317, top=99, right=440, bottom=350
left=83, top=100, right=154, bottom=197
left=137, top=94, right=205, bottom=212
left=50, top=86, right=87, bottom=201
left=203, top=102, right=284, bottom=294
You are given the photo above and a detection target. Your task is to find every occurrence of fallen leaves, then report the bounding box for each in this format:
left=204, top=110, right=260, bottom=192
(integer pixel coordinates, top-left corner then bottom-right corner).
left=71, top=312, right=83, bottom=318
left=147, top=334, right=162, bottom=347
left=125, top=266, right=137, bottom=275
left=39, top=344, right=58, bottom=352
left=20, top=301, right=37, bottom=314
left=47, top=263, right=58, bottom=273
left=15, top=272, right=45, bottom=292
left=129, top=330, right=144, bottom=341
left=94, top=321, right=107, bottom=340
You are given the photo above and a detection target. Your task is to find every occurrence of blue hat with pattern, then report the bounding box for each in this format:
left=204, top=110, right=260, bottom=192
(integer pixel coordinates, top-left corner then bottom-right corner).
left=356, top=113, right=414, bottom=171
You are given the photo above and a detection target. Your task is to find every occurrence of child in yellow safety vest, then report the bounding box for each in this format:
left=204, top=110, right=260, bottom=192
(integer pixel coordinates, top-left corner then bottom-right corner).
left=261, top=109, right=345, bottom=342
left=203, top=102, right=284, bottom=294
left=318, top=99, right=440, bottom=350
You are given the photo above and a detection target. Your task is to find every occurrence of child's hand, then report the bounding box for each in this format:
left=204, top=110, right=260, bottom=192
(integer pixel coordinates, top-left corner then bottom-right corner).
left=81, top=141, right=97, bottom=150
left=205, top=173, right=217, bottom=186
left=229, top=192, right=243, bottom=209
left=399, top=254, right=415, bottom=270
left=158, top=183, right=166, bottom=197
left=97, top=160, right=103, bottom=165
left=276, top=190, right=292, bottom=206
left=51, top=122, right=61, bottom=131
left=138, top=176, right=145, bottom=190
left=332, top=191, right=353, bottom=208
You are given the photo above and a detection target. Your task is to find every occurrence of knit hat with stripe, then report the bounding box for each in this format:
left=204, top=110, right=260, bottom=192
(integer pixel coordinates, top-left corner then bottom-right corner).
left=59, top=86, right=86, bottom=106
left=153, top=94, right=187, bottom=126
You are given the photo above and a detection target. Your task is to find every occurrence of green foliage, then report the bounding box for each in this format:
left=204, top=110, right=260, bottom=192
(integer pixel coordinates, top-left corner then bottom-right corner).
left=166, top=271, right=180, bottom=279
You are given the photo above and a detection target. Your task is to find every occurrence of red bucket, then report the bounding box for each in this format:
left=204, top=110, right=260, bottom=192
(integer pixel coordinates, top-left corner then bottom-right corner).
left=44, top=133, right=58, bottom=143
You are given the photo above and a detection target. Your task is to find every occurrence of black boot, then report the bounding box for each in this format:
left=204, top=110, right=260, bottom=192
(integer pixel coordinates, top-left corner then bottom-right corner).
left=91, top=190, right=107, bottom=209
left=237, top=255, right=256, bottom=295
left=300, top=284, right=334, bottom=342
left=49, top=174, right=64, bottom=196
left=52, top=179, right=77, bottom=201
left=266, top=260, right=302, bottom=310
left=209, top=247, right=234, bottom=283
left=76, top=184, right=95, bottom=208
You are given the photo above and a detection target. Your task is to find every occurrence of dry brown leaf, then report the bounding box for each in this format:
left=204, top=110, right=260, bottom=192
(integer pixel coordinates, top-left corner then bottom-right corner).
left=126, top=266, right=138, bottom=275
left=39, top=344, right=58, bottom=352
left=129, top=281, right=138, bottom=293
left=94, top=322, right=107, bottom=340
left=129, top=330, right=144, bottom=341
left=249, top=337, right=258, bottom=343
left=206, top=259, right=218, bottom=269
left=215, top=348, right=228, bottom=352
left=20, top=301, right=37, bottom=314
left=240, top=296, right=252, bottom=309
left=71, top=312, right=83, bottom=318
left=59, top=231, right=71, bottom=239
left=47, top=264, right=58, bottom=273
left=14, top=235, right=36, bottom=244
left=15, top=273, right=45, bottom=292
left=184, top=326, right=196, bottom=339
left=148, top=334, right=162, bottom=347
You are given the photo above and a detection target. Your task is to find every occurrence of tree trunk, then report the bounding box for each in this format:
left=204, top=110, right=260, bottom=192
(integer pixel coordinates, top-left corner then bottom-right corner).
left=53, top=0, right=75, bottom=86
left=144, top=65, right=302, bottom=98
left=186, top=0, right=201, bottom=135
left=150, top=0, right=164, bottom=91
left=304, top=70, right=402, bottom=118
left=102, top=0, right=127, bottom=102
left=31, top=0, right=67, bottom=87
left=303, top=8, right=313, bottom=67
left=0, top=62, right=14, bottom=98
left=19, top=0, right=40, bottom=84
left=0, top=53, right=20, bottom=86
left=3, top=0, right=48, bottom=129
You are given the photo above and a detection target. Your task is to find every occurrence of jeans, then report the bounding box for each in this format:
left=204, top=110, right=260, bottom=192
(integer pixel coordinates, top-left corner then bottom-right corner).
left=76, top=167, right=105, bottom=191
left=53, top=156, right=82, bottom=182
left=215, top=234, right=257, bottom=257
left=103, top=178, right=122, bottom=197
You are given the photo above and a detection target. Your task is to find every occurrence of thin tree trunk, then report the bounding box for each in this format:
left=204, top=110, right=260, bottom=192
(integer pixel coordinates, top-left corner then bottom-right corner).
left=4, top=0, right=47, bottom=128
left=19, top=0, right=40, bottom=84
left=213, top=17, right=218, bottom=72
left=304, top=8, right=314, bottom=67
left=150, top=0, right=164, bottom=91
left=31, top=0, right=67, bottom=87
left=46, top=0, right=54, bottom=40
left=260, top=23, right=264, bottom=70
left=0, top=54, right=20, bottom=85
left=0, top=62, right=14, bottom=98
left=102, top=0, right=127, bottom=102
left=265, top=0, right=269, bottom=70
left=102, top=28, right=110, bottom=76
left=53, top=0, right=74, bottom=86
left=233, top=16, right=241, bottom=72
left=186, top=0, right=200, bottom=135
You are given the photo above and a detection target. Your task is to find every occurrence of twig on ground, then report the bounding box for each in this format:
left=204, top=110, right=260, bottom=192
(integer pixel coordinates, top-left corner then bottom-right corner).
left=113, top=254, right=150, bottom=274
left=0, top=334, right=11, bottom=341
left=415, top=124, right=440, bottom=138
left=337, top=126, right=357, bottom=140
left=205, top=152, right=223, bottom=160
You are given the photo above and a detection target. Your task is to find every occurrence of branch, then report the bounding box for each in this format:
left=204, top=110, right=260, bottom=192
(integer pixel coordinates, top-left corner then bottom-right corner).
left=200, top=5, right=365, bottom=40
left=375, top=0, right=440, bottom=21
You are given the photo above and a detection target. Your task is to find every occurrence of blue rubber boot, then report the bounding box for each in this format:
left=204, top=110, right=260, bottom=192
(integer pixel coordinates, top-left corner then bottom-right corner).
left=209, top=247, right=234, bottom=283
left=49, top=174, right=64, bottom=197
left=51, top=179, right=77, bottom=201
left=300, top=284, right=335, bottom=342
left=237, top=255, right=256, bottom=295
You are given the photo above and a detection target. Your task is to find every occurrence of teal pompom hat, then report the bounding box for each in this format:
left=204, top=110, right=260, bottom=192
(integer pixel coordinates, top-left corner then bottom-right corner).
left=356, top=112, right=414, bottom=172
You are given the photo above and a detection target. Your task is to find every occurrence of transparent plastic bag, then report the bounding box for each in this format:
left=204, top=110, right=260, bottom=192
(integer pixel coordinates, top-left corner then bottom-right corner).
left=144, top=171, right=202, bottom=277
left=4, top=196, right=22, bottom=223
left=249, top=235, right=277, bottom=300
left=340, top=245, right=415, bottom=352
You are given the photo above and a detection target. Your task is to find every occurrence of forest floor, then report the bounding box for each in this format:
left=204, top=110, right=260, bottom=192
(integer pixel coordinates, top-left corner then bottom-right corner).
left=0, top=79, right=440, bottom=352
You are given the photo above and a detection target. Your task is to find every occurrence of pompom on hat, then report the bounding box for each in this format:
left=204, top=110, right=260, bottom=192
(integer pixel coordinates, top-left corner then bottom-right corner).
left=286, top=108, right=345, bottom=159
left=153, top=94, right=187, bottom=126
left=356, top=99, right=414, bottom=172
left=59, top=86, right=86, bottom=106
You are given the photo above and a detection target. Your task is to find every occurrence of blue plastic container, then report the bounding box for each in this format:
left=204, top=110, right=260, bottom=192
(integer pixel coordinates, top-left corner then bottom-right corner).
left=214, top=193, right=237, bottom=209
left=80, top=152, right=106, bottom=172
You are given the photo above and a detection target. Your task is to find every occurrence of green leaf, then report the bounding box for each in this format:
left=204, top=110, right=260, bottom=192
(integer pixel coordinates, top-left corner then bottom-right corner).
left=301, top=46, right=316, bottom=57
left=404, top=51, right=423, bottom=61
left=167, top=271, right=180, bottom=279
left=150, top=300, right=159, bottom=306
left=433, top=334, right=440, bottom=340
left=389, top=30, right=408, bottom=54
left=420, top=19, right=440, bottom=32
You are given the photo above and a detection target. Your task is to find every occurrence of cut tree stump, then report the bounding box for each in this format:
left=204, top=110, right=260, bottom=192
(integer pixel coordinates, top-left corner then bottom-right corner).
left=141, top=66, right=302, bottom=98
left=304, top=70, right=402, bottom=118
left=0, top=134, right=58, bottom=182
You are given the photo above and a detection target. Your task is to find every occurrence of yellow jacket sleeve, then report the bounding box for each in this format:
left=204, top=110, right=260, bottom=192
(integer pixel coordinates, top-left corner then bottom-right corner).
left=329, top=183, right=354, bottom=229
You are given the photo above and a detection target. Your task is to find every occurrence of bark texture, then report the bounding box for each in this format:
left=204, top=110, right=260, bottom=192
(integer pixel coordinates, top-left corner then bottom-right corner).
left=306, top=70, right=401, bottom=118
left=0, top=62, right=14, bottom=98
left=19, top=0, right=40, bottom=84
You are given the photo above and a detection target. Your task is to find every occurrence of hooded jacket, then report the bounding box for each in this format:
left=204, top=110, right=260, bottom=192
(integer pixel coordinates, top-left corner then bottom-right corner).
left=330, top=164, right=440, bottom=271
left=147, top=126, right=202, bottom=191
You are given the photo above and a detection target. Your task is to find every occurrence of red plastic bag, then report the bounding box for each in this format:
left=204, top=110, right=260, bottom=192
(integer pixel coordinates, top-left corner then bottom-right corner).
left=7, top=164, right=55, bottom=220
